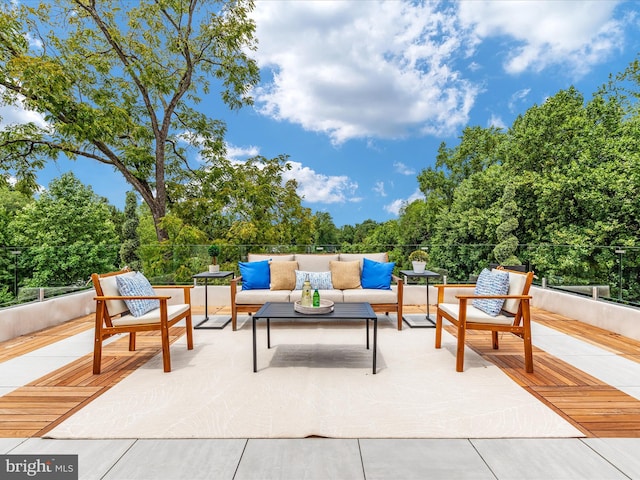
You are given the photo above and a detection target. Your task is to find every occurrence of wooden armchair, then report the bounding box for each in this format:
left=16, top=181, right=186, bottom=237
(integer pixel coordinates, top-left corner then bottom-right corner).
left=91, top=268, right=194, bottom=374
left=434, top=269, right=534, bottom=373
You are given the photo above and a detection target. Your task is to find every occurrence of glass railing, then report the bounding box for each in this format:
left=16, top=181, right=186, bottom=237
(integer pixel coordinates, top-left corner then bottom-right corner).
left=1, top=244, right=638, bottom=309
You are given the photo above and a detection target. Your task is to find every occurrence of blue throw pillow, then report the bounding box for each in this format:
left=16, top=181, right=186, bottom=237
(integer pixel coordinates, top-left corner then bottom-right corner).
left=239, top=260, right=270, bottom=290
left=472, top=268, right=510, bottom=316
left=115, top=271, right=159, bottom=317
left=361, top=258, right=395, bottom=290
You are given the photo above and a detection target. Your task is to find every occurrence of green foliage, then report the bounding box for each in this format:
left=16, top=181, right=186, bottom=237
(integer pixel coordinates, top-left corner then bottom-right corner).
left=171, top=155, right=314, bottom=247
left=119, top=191, right=141, bottom=271
left=9, top=172, right=118, bottom=286
left=408, top=250, right=429, bottom=262
left=493, top=184, right=521, bottom=266
left=0, top=0, right=260, bottom=242
left=312, top=212, right=339, bottom=246
left=208, top=245, right=220, bottom=264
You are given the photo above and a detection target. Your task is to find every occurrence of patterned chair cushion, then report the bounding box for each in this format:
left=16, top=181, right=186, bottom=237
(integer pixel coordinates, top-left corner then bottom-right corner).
left=115, top=271, right=160, bottom=317
left=472, top=268, right=510, bottom=316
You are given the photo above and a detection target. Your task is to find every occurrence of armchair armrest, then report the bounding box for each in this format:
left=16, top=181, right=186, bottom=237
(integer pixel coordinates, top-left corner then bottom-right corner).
left=95, top=295, right=172, bottom=301
left=456, top=294, right=531, bottom=300
left=434, top=283, right=475, bottom=303
left=230, top=275, right=243, bottom=302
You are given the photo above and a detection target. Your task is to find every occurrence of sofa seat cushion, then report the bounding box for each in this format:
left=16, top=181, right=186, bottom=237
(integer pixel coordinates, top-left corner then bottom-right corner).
left=112, top=304, right=190, bottom=327
left=438, top=303, right=514, bottom=325
left=343, top=288, right=397, bottom=304
left=290, top=289, right=344, bottom=303
left=235, top=289, right=291, bottom=305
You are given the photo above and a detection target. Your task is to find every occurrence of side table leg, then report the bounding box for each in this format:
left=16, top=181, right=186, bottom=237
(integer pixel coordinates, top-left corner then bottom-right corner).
left=253, top=316, right=257, bottom=372
left=373, top=316, right=377, bottom=374
left=267, top=318, right=271, bottom=348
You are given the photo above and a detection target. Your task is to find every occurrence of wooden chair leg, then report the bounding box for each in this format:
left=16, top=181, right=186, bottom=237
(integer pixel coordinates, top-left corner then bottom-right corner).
left=522, top=303, right=534, bottom=373
left=93, top=311, right=103, bottom=374
left=129, top=332, right=136, bottom=351
left=185, top=313, right=194, bottom=350
left=455, top=323, right=466, bottom=372
left=161, top=324, right=171, bottom=373
left=492, top=331, right=499, bottom=349
left=435, top=312, right=443, bottom=348
left=93, top=338, right=103, bottom=374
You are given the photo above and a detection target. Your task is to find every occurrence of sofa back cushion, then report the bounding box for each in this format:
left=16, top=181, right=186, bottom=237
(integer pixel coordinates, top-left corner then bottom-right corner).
left=247, top=253, right=294, bottom=262
left=295, top=254, right=339, bottom=272
left=270, top=261, right=298, bottom=290
left=339, top=253, right=388, bottom=270
left=330, top=260, right=361, bottom=289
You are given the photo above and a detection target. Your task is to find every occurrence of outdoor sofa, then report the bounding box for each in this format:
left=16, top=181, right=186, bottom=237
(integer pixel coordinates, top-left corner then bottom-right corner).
left=230, top=253, right=404, bottom=330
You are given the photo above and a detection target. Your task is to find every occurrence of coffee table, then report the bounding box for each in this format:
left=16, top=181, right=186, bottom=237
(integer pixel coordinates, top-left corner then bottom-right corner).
left=252, top=302, right=379, bottom=374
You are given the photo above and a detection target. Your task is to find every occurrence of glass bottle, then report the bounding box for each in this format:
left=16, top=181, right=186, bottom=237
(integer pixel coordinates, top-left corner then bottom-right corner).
left=301, top=274, right=312, bottom=307
left=313, top=288, right=320, bottom=307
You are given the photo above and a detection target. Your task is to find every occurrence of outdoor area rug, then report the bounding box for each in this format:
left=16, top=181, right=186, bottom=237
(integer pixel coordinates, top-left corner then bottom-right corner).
left=47, top=316, right=583, bottom=439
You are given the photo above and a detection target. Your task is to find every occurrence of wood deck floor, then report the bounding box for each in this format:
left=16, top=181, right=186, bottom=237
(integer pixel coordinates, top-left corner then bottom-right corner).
left=1, top=305, right=640, bottom=438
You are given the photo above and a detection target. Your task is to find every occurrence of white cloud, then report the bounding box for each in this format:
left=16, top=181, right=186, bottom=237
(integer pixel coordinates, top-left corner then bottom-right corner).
left=251, top=0, right=478, bottom=144
left=373, top=181, right=386, bottom=197
left=0, top=88, right=48, bottom=130
left=394, top=162, right=415, bottom=176
left=282, top=161, right=359, bottom=204
left=384, top=189, right=424, bottom=216
left=508, top=88, right=531, bottom=112
left=226, top=143, right=260, bottom=161
left=488, top=114, right=507, bottom=130
left=458, top=1, right=625, bottom=76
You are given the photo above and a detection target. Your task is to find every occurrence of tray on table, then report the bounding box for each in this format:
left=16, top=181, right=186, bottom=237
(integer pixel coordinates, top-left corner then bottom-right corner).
left=294, top=299, right=334, bottom=314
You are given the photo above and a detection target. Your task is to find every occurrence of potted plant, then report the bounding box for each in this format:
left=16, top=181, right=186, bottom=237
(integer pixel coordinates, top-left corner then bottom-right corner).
left=208, top=245, right=220, bottom=273
left=408, top=249, right=429, bottom=274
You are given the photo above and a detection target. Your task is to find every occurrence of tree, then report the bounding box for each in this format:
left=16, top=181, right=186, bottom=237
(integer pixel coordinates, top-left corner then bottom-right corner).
left=0, top=185, right=31, bottom=301
left=493, top=183, right=521, bottom=266
left=119, top=191, right=141, bottom=271
left=312, top=211, right=339, bottom=247
left=9, top=172, right=118, bottom=286
left=0, top=0, right=259, bottom=242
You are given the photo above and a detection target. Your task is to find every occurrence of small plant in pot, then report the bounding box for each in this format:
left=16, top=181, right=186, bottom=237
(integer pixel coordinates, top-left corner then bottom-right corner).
left=208, top=245, right=220, bottom=273
left=408, top=249, right=429, bottom=274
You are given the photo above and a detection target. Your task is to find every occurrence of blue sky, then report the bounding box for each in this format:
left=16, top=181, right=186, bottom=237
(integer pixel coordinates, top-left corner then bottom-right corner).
left=3, top=0, right=640, bottom=227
